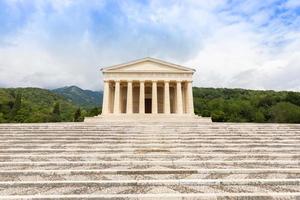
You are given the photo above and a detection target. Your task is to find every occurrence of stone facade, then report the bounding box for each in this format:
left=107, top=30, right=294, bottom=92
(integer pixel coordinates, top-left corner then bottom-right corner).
left=101, top=57, right=195, bottom=115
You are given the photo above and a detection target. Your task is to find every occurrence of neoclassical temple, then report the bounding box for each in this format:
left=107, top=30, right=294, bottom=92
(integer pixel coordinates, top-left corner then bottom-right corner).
left=101, top=57, right=195, bottom=115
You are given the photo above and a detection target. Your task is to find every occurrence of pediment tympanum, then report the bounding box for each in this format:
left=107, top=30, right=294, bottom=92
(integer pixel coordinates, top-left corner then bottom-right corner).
left=102, top=57, right=194, bottom=73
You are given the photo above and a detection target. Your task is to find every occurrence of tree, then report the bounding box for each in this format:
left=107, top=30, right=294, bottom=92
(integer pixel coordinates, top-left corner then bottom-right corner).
left=9, top=92, right=22, bottom=121
left=87, top=107, right=100, bottom=116
left=239, top=101, right=255, bottom=121
left=211, top=111, right=225, bottom=122
left=257, top=95, right=276, bottom=108
left=201, top=110, right=211, bottom=117
left=51, top=102, right=61, bottom=122
left=254, top=111, right=265, bottom=123
left=270, top=102, right=300, bottom=123
left=0, top=113, right=5, bottom=123
left=74, top=108, right=83, bottom=122
left=286, top=92, right=300, bottom=106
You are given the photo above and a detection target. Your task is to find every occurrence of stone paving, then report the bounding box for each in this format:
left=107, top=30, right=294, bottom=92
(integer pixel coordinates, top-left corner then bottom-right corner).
left=0, top=122, right=299, bottom=199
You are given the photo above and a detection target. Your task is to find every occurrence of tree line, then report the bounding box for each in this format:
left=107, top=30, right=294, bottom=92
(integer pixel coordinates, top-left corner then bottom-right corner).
left=193, top=87, right=300, bottom=123
left=1, top=87, right=300, bottom=123
left=0, top=88, right=101, bottom=123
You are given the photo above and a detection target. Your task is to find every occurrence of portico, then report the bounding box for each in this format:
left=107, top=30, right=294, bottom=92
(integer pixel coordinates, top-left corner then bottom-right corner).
left=101, top=57, right=195, bottom=116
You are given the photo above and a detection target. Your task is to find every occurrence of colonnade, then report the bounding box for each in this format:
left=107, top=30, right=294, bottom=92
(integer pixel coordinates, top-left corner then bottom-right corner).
left=102, top=80, right=194, bottom=115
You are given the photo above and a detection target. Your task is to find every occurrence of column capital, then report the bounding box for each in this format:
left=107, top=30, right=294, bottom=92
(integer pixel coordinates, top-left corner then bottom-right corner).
left=127, top=80, right=133, bottom=83
left=152, top=80, right=158, bottom=83
left=164, top=80, right=170, bottom=83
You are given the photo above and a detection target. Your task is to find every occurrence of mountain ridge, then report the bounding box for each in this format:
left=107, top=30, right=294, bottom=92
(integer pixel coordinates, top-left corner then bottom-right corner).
left=52, top=86, right=103, bottom=108
left=0, top=87, right=78, bottom=123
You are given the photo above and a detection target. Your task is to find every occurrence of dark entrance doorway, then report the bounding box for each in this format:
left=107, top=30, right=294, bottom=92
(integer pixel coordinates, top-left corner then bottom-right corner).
left=145, top=99, right=152, bottom=113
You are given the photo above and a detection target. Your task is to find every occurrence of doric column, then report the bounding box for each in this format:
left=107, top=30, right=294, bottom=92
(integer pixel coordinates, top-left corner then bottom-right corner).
left=139, top=81, right=145, bottom=114
left=176, top=81, right=183, bottom=114
left=164, top=81, right=170, bottom=114
left=186, top=81, right=194, bottom=114
left=126, top=81, right=133, bottom=114
left=102, top=81, right=110, bottom=114
left=152, top=81, right=158, bottom=114
left=113, top=80, right=120, bottom=114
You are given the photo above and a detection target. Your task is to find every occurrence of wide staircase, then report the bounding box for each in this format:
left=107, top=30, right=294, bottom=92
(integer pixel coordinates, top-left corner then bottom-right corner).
left=0, top=122, right=299, bottom=199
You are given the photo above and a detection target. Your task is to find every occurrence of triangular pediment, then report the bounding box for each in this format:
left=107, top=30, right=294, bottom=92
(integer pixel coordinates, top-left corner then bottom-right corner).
left=101, top=57, right=195, bottom=73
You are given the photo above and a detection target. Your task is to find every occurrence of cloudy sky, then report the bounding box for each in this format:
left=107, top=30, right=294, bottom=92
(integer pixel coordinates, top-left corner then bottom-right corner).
left=0, top=0, right=299, bottom=91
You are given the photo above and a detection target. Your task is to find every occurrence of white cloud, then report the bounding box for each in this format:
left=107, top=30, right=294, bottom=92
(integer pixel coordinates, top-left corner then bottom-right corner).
left=284, top=0, right=300, bottom=9
left=0, top=0, right=299, bottom=91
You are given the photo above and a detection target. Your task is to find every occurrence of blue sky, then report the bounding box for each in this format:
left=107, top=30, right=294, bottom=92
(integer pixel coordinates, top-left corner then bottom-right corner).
left=0, top=0, right=299, bottom=91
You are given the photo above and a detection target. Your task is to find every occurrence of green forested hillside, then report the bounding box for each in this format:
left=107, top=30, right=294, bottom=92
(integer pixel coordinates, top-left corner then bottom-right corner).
left=52, top=86, right=103, bottom=108
left=1, top=86, right=300, bottom=123
left=0, top=88, right=100, bottom=123
left=193, top=87, right=300, bottom=123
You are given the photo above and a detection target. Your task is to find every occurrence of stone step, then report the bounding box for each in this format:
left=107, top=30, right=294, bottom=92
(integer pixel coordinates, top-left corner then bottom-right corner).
left=0, top=144, right=298, bottom=149
left=0, top=145, right=298, bottom=151
left=2, top=152, right=298, bottom=157
left=0, top=154, right=299, bottom=162
left=1, top=126, right=299, bottom=129
left=1, top=192, right=300, bottom=200
left=0, top=149, right=298, bottom=155
left=1, top=142, right=299, bottom=147
left=2, top=136, right=300, bottom=141
left=2, top=128, right=299, bottom=131
left=9, top=129, right=296, bottom=132
left=2, top=135, right=299, bottom=139
left=2, top=131, right=300, bottom=135
left=0, top=144, right=299, bottom=150
left=1, top=140, right=299, bottom=145
left=2, top=168, right=300, bottom=174
left=1, top=157, right=298, bottom=162
left=1, top=168, right=300, bottom=181
left=1, top=132, right=299, bottom=135
left=1, top=139, right=299, bottom=144
left=0, top=131, right=296, bottom=136
left=0, top=148, right=299, bottom=154
left=2, top=132, right=298, bottom=136
left=1, top=138, right=298, bottom=142
left=1, top=160, right=298, bottom=164
left=1, top=125, right=299, bottom=128
left=1, top=127, right=299, bottom=130
left=0, top=122, right=299, bottom=125
left=0, top=160, right=298, bottom=170
left=0, top=128, right=297, bottom=132
left=1, top=133, right=300, bottom=137
left=0, top=125, right=299, bottom=129
left=1, top=127, right=296, bottom=130
left=0, top=122, right=299, bottom=198
left=2, top=133, right=299, bottom=137
left=0, top=179, right=299, bottom=196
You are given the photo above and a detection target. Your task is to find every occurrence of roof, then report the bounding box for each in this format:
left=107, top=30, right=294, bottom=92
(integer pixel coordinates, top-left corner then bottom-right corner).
left=101, top=57, right=195, bottom=72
